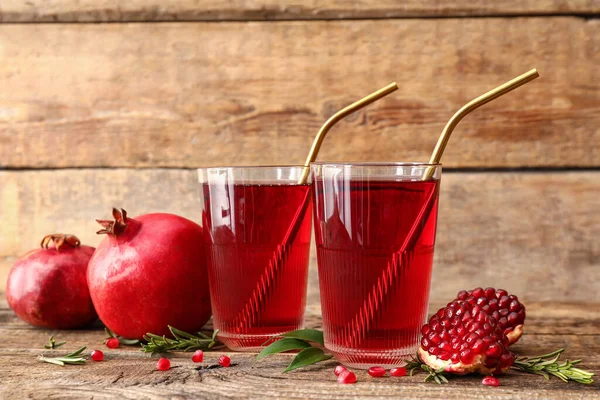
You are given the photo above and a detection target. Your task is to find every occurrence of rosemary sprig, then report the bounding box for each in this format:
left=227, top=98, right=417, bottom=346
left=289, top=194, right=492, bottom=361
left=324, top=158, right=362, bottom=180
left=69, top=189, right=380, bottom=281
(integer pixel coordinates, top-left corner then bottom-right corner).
left=141, top=326, right=219, bottom=354
left=513, top=348, right=595, bottom=384
left=39, top=346, right=87, bottom=366
left=405, top=348, right=595, bottom=385
left=43, top=335, right=66, bottom=349
left=406, top=352, right=449, bottom=384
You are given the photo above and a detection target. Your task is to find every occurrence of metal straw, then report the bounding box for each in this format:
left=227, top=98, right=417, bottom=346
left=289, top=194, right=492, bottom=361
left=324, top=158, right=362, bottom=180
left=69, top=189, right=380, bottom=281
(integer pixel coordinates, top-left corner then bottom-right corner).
left=233, top=83, right=399, bottom=332
left=298, top=82, right=399, bottom=184
left=346, top=69, right=540, bottom=348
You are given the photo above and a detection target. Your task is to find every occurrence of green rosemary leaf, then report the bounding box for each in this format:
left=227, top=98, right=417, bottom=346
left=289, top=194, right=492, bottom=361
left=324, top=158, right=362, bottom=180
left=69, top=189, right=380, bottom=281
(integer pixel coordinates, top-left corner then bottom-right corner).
left=283, top=347, right=333, bottom=373
left=257, top=338, right=312, bottom=361
left=280, top=329, right=325, bottom=346
left=43, top=335, right=66, bottom=350
left=65, top=347, right=87, bottom=358
left=39, top=357, right=65, bottom=366
left=119, top=338, right=141, bottom=345
left=39, top=346, right=87, bottom=366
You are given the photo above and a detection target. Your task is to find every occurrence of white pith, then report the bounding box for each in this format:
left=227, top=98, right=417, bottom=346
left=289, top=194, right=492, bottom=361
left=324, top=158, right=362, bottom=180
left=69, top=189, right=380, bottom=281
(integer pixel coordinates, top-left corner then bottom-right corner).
left=418, top=347, right=511, bottom=376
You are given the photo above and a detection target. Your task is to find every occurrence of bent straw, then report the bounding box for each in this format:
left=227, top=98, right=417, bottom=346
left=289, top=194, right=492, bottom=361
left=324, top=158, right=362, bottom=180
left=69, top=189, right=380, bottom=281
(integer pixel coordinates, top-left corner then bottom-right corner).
left=232, top=83, right=399, bottom=332
left=346, top=69, right=540, bottom=347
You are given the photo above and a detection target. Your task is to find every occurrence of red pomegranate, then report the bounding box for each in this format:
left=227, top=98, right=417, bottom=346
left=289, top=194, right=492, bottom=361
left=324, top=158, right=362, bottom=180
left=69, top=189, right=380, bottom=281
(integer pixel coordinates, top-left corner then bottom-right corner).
left=87, top=208, right=211, bottom=339
left=418, top=300, right=515, bottom=376
left=6, top=234, right=97, bottom=329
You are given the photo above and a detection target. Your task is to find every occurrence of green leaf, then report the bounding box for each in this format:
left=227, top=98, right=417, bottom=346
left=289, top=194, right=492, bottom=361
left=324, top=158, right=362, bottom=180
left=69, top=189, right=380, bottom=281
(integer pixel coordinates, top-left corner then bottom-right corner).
left=257, top=338, right=312, bottom=361
left=280, top=329, right=324, bottom=346
left=119, top=338, right=141, bottom=346
left=283, top=347, right=332, bottom=373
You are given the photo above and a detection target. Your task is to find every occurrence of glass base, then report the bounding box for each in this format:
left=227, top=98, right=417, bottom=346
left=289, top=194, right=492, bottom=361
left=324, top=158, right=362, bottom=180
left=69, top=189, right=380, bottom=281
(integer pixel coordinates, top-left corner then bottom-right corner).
left=326, top=344, right=415, bottom=369
left=217, top=331, right=290, bottom=352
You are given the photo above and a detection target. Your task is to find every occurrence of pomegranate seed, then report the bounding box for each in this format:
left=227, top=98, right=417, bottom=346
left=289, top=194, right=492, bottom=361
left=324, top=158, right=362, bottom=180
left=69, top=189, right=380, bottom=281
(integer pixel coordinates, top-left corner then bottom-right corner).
left=105, top=337, right=120, bottom=349
left=368, top=366, right=386, bottom=377
left=482, top=376, right=500, bottom=387
left=156, top=357, right=170, bottom=371
left=500, top=353, right=515, bottom=368
left=390, top=367, right=407, bottom=377
left=472, top=287, right=485, bottom=298
left=191, top=350, right=204, bottom=363
left=484, top=288, right=496, bottom=299
left=338, top=370, right=357, bottom=384
left=218, top=355, right=231, bottom=367
left=485, top=343, right=502, bottom=358
left=459, top=349, right=474, bottom=364
left=334, top=365, right=347, bottom=376
left=90, top=350, right=104, bottom=361
left=471, top=339, right=485, bottom=354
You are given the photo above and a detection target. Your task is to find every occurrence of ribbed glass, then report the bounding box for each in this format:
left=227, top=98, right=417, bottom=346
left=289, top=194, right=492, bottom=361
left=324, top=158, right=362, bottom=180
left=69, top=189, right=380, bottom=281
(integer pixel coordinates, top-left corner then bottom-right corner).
left=311, top=162, right=441, bottom=368
left=199, top=166, right=312, bottom=351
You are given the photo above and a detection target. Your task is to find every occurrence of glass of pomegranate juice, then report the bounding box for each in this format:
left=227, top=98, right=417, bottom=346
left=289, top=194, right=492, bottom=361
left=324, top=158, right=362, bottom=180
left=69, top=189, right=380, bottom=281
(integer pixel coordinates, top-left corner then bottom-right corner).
left=311, top=162, right=442, bottom=368
left=198, top=166, right=312, bottom=351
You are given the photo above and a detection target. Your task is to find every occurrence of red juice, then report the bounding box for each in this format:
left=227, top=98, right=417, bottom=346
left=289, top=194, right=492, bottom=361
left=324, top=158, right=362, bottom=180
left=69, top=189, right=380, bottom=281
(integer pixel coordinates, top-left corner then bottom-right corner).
left=201, top=182, right=312, bottom=351
left=313, top=177, right=440, bottom=368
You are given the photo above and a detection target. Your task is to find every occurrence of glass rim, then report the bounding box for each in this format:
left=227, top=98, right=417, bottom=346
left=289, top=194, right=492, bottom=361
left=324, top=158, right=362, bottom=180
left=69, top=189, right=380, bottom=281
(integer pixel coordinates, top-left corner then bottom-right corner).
left=198, top=165, right=307, bottom=171
left=310, top=161, right=442, bottom=167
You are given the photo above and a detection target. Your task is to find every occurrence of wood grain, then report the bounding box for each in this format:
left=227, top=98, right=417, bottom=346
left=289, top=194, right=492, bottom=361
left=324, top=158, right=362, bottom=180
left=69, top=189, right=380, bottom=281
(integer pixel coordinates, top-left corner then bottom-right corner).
left=0, top=0, right=598, bottom=22
left=1, top=169, right=599, bottom=304
left=1, top=299, right=598, bottom=399
left=0, top=18, right=598, bottom=169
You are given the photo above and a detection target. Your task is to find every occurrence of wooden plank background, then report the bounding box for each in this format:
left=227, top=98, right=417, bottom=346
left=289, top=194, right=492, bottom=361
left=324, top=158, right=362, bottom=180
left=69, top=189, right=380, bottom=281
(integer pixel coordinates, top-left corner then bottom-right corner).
left=0, top=18, right=598, bottom=169
left=1, top=2, right=599, bottom=307
left=1, top=1, right=599, bottom=22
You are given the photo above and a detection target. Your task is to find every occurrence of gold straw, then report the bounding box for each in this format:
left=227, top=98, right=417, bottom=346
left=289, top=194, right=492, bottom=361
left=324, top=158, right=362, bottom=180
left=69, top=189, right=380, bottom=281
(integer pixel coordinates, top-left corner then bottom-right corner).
left=424, top=68, right=539, bottom=179
left=232, top=82, right=398, bottom=331
left=346, top=69, right=540, bottom=347
left=298, top=82, right=399, bottom=184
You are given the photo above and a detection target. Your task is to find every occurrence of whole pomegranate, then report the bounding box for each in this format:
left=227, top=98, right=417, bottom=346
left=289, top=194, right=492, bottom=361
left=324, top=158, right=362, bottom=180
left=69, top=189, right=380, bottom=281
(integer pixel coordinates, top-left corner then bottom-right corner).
left=418, top=300, right=514, bottom=375
left=87, top=208, right=211, bottom=339
left=6, top=234, right=97, bottom=329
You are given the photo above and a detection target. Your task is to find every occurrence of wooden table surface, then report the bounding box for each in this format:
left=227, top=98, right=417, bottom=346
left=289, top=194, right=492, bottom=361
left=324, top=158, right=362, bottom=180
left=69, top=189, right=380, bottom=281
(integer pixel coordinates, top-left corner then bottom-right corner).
left=1, top=299, right=599, bottom=399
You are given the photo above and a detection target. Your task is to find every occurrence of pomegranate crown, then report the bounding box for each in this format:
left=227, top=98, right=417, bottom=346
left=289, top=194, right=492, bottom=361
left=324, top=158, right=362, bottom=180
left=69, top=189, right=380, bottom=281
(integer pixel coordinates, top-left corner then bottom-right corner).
left=96, top=208, right=128, bottom=235
left=41, top=234, right=81, bottom=250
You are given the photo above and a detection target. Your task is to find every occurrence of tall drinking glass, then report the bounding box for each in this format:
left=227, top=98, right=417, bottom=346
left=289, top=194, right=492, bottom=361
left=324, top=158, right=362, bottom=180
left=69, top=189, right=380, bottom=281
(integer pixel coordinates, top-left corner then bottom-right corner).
left=199, top=166, right=312, bottom=351
left=311, top=162, right=441, bottom=368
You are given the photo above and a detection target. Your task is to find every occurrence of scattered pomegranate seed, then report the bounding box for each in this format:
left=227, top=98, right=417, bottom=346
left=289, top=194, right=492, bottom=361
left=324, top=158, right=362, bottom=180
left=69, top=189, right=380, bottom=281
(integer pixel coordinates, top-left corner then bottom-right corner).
left=191, top=350, right=204, bottom=363
left=156, top=357, right=171, bottom=371
left=337, top=370, right=357, bottom=384
left=218, top=355, right=231, bottom=367
left=482, top=376, right=500, bottom=386
left=90, top=350, right=104, bottom=361
left=105, top=337, right=120, bottom=349
left=390, top=367, right=407, bottom=377
left=334, top=365, right=347, bottom=376
left=368, top=366, right=386, bottom=377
